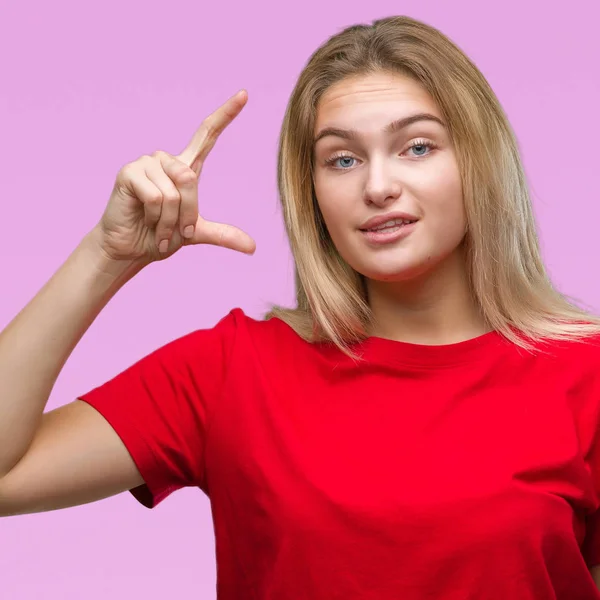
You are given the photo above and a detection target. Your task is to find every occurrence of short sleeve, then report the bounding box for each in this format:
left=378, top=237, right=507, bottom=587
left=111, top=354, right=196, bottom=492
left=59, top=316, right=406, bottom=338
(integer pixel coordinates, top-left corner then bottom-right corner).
left=77, top=309, right=240, bottom=509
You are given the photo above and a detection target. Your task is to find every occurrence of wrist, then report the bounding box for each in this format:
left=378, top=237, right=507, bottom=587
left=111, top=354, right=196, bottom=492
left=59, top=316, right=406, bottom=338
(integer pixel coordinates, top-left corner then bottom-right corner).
left=79, top=225, right=147, bottom=283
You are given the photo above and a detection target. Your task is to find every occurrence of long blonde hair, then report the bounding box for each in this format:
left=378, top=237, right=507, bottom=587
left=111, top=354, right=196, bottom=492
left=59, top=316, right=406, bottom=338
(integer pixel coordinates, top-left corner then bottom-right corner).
left=266, top=15, right=600, bottom=355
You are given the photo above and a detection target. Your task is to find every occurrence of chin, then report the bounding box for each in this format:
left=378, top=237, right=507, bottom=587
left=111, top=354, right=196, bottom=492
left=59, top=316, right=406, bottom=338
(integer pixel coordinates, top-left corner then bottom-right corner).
left=341, top=235, right=467, bottom=284
left=355, top=258, right=435, bottom=283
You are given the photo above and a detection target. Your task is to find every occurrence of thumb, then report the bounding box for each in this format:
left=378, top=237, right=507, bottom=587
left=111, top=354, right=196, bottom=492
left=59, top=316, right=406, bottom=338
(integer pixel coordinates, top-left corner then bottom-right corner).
left=188, top=216, right=256, bottom=255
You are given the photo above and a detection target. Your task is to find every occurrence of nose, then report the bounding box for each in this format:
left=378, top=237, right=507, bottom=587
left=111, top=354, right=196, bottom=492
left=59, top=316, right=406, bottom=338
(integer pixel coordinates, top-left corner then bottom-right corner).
left=363, top=158, right=402, bottom=207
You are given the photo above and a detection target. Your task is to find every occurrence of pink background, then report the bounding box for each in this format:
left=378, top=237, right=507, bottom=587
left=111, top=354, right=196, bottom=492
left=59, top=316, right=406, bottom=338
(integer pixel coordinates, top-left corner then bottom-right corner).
left=1, top=0, right=599, bottom=598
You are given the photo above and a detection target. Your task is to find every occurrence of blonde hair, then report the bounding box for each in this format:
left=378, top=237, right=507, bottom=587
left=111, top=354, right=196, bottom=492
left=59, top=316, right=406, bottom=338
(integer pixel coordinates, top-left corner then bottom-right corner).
left=265, top=15, right=600, bottom=355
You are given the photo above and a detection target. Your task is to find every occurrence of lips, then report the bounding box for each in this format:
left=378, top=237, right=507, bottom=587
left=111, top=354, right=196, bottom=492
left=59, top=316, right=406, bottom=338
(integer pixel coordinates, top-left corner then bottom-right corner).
left=363, top=218, right=417, bottom=232
left=359, top=212, right=419, bottom=231
left=360, top=218, right=418, bottom=246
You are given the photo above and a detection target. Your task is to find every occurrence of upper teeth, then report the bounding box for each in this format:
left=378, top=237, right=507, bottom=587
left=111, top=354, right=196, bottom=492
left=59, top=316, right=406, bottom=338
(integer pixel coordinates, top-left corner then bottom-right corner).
left=369, top=219, right=414, bottom=231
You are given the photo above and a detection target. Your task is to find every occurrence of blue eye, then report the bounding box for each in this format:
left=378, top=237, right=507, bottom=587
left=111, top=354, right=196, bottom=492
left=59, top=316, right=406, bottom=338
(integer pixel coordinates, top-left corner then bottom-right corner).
left=337, top=157, right=355, bottom=168
left=324, top=155, right=356, bottom=169
left=406, top=140, right=436, bottom=157
left=411, top=144, right=428, bottom=156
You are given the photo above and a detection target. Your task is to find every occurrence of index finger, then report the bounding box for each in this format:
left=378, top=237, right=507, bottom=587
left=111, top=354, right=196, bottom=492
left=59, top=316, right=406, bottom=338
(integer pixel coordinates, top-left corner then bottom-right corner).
left=176, top=89, right=248, bottom=175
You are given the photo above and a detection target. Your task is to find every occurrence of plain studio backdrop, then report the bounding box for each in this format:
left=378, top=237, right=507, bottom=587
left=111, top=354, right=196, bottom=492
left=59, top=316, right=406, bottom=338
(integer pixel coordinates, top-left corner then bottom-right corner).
left=0, top=0, right=598, bottom=598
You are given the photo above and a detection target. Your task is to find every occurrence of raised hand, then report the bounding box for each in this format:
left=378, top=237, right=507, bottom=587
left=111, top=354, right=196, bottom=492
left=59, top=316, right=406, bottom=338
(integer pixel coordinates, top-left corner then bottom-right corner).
left=97, top=89, right=255, bottom=264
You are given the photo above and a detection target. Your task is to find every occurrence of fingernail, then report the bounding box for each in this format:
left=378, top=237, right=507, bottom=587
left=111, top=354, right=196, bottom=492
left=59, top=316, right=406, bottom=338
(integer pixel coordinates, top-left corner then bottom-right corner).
left=159, top=239, right=169, bottom=253
left=183, top=225, right=194, bottom=239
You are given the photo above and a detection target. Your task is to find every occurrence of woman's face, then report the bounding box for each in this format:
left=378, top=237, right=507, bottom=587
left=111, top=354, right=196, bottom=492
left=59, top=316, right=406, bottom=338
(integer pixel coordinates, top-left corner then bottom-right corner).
left=312, top=71, right=466, bottom=282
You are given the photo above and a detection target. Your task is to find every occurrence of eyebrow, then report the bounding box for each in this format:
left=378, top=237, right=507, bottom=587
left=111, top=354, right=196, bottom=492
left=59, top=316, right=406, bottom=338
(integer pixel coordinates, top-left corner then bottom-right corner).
left=313, top=112, right=446, bottom=146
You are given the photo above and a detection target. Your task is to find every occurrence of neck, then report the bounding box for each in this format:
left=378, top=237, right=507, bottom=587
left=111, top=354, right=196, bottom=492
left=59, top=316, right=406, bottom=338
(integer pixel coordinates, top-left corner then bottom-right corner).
left=366, top=247, right=490, bottom=345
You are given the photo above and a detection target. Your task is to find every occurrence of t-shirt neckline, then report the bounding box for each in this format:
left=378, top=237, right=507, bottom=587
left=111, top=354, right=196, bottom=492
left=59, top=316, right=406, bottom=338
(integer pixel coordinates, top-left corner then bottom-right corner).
left=355, top=329, right=508, bottom=368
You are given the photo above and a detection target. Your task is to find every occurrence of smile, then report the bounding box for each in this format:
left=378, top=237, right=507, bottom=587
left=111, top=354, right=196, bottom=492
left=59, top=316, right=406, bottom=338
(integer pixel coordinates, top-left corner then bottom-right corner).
left=359, top=219, right=417, bottom=245
left=361, top=218, right=417, bottom=232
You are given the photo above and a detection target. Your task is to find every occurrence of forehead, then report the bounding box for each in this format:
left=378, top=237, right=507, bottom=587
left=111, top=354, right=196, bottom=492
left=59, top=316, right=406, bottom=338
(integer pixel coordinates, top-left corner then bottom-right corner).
left=315, top=72, right=440, bottom=128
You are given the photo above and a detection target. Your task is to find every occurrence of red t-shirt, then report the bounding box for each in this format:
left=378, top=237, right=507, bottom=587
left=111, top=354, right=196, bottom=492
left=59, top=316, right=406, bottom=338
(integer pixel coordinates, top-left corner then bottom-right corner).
left=79, top=308, right=600, bottom=599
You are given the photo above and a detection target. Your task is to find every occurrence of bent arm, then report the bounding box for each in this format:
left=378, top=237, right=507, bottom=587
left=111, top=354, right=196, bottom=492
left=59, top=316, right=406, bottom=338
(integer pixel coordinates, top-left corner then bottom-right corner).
left=0, top=229, right=141, bottom=516
left=0, top=225, right=142, bottom=479
left=0, top=400, right=144, bottom=516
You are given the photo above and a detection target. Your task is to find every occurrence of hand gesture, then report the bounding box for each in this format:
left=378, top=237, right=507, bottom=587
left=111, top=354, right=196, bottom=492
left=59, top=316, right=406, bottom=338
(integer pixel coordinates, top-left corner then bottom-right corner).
left=97, top=90, right=255, bottom=264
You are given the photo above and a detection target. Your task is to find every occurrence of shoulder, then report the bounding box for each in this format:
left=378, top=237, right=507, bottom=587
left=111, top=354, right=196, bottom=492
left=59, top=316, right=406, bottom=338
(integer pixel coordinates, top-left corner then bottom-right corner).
left=222, top=307, right=312, bottom=352
left=525, top=333, right=600, bottom=416
left=517, top=333, right=600, bottom=390
left=182, top=307, right=311, bottom=355
left=149, top=308, right=314, bottom=367
left=208, top=308, right=343, bottom=376
left=530, top=332, right=600, bottom=368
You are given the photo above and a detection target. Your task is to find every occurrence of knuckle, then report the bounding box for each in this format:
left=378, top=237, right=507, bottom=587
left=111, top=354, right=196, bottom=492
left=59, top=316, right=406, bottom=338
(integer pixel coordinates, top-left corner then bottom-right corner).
left=172, top=168, right=197, bottom=186
left=163, top=190, right=181, bottom=204
left=146, top=191, right=163, bottom=205
left=152, top=150, right=170, bottom=160
left=119, top=163, right=136, bottom=180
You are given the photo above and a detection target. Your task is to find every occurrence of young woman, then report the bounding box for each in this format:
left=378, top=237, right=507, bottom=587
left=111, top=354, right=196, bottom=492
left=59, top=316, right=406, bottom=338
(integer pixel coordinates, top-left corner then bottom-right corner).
left=1, top=14, right=600, bottom=600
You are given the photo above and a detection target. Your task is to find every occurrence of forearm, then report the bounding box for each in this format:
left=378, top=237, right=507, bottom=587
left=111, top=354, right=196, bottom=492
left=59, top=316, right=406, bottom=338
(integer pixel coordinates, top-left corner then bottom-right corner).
left=0, top=226, right=144, bottom=477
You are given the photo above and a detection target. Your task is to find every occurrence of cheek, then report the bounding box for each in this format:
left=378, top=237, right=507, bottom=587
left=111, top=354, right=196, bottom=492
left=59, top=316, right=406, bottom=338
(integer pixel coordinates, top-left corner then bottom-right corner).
left=423, top=166, right=465, bottom=236
left=314, top=179, right=354, bottom=240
